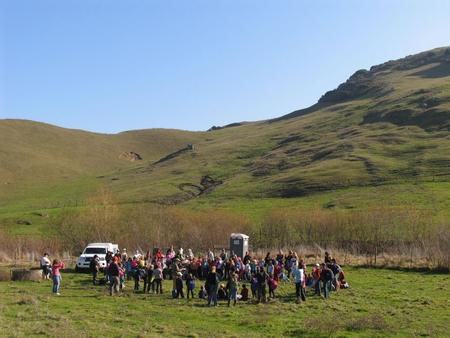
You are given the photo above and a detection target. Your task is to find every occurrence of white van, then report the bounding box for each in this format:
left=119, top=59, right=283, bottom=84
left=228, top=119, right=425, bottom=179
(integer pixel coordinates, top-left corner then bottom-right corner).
left=75, top=242, right=119, bottom=271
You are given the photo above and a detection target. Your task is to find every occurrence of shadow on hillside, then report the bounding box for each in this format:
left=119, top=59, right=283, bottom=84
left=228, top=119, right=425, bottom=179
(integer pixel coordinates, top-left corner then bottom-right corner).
left=411, top=62, right=450, bottom=78
left=361, top=108, right=450, bottom=131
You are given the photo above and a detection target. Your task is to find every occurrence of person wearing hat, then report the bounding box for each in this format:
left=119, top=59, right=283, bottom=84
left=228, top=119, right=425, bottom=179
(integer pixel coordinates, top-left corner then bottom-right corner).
left=174, top=271, right=184, bottom=298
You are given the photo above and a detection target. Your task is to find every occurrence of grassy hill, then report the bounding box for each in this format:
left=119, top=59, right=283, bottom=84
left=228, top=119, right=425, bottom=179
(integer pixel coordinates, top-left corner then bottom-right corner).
left=1, top=47, right=450, bottom=230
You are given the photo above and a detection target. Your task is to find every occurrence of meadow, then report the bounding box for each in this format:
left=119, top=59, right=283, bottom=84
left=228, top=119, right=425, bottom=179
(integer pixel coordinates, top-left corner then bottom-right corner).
left=0, top=266, right=448, bottom=337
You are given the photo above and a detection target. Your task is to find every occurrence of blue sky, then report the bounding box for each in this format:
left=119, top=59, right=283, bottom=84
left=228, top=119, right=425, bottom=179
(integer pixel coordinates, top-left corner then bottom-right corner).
left=1, top=1, right=449, bottom=133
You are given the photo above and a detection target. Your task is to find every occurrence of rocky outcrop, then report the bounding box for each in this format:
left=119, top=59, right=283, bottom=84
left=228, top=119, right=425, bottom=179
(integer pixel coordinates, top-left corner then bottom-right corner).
left=119, top=151, right=143, bottom=161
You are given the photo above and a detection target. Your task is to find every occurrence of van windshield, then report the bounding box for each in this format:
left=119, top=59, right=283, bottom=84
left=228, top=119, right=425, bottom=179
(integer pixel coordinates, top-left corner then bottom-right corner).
left=84, top=247, right=107, bottom=254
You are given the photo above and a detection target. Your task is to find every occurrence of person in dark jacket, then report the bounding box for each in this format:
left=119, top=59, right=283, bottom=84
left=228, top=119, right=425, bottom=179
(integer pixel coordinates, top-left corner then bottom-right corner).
left=108, top=259, right=120, bottom=296
left=256, top=267, right=269, bottom=303
left=144, top=264, right=154, bottom=293
left=330, top=259, right=342, bottom=290
left=206, top=266, right=219, bottom=306
left=89, top=255, right=100, bottom=285
left=240, top=284, right=249, bottom=301
left=175, top=272, right=184, bottom=298
left=243, top=252, right=252, bottom=265
left=320, top=263, right=334, bottom=299
left=186, top=273, right=196, bottom=299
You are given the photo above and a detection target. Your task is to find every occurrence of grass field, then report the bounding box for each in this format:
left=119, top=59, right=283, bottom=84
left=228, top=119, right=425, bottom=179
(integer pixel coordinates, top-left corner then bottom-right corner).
left=1, top=180, right=449, bottom=238
left=1, top=48, right=450, bottom=232
left=0, top=267, right=449, bottom=337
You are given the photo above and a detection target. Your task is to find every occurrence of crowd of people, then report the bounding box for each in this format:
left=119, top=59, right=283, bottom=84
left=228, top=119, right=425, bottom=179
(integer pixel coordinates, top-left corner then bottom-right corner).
left=41, top=248, right=349, bottom=304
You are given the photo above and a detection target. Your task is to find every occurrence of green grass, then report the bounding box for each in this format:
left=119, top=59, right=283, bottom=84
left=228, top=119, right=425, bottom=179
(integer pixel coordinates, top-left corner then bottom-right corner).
left=1, top=180, right=450, bottom=237
left=0, top=267, right=448, bottom=337
left=1, top=47, right=450, bottom=236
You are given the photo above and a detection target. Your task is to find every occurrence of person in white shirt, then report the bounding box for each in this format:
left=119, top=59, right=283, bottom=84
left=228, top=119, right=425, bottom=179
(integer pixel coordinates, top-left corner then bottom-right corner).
left=40, top=253, right=51, bottom=279
left=292, top=264, right=306, bottom=303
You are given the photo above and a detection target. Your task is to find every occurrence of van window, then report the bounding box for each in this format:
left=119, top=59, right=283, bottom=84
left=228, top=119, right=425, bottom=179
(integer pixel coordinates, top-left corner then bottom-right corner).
left=84, top=247, right=107, bottom=254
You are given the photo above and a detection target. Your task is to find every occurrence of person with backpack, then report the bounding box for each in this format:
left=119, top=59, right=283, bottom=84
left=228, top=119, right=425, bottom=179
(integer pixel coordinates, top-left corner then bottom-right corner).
left=186, top=272, right=196, bottom=299
left=90, top=255, right=100, bottom=285
left=51, top=259, right=65, bottom=295
left=206, top=266, right=219, bottom=306
left=320, top=263, right=334, bottom=299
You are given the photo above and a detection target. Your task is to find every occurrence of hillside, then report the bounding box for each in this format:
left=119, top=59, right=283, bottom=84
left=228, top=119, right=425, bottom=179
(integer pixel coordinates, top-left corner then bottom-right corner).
left=1, top=47, right=450, bottom=221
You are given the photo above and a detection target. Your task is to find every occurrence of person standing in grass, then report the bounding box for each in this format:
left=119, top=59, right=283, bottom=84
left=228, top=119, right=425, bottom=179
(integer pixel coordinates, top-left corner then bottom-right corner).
left=330, top=259, right=342, bottom=291
left=268, top=273, right=278, bottom=299
left=118, top=262, right=125, bottom=290
left=312, top=263, right=321, bottom=296
left=320, top=263, right=334, bottom=299
left=89, top=255, right=100, bottom=285
left=51, top=259, right=65, bottom=295
left=186, top=272, right=196, bottom=299
left=293, top=263, right=306, bottom=303
left=256, top=267, right=269, bottom=303
left=206, top=266, right=219, bottom=306
left=125, top=257, right=133, bottom=281
left=40, top=253, right=51, bottom=280
left=175, top=272, right=184, bottom=298
left=250, top=274, right=258, bottom=299
left=108, top=258, right=120, bottom=296
left=153, top=263, right=164, bottom=294
left=285, top=251, right=293, bottom=279
left=144, top=263, right=154, bottom=294
left=227, top=271, right=239, bottom=306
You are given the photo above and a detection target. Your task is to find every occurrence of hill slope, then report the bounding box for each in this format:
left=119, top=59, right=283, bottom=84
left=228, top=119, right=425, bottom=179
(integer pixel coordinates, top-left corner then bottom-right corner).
left=1, top=47, right=450, bottom=215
